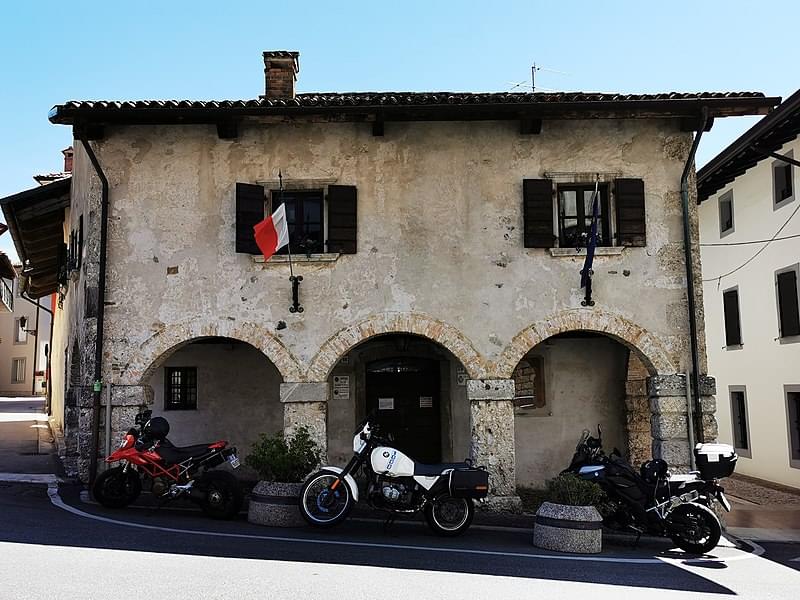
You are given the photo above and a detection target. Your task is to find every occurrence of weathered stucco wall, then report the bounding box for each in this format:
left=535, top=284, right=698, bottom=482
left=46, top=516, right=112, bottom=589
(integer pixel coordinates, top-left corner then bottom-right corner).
left=515, top=336, right=628, bottom=487
left=91, top=118, right=694, bottom=383
left=149, top=340, right=283, bottom=452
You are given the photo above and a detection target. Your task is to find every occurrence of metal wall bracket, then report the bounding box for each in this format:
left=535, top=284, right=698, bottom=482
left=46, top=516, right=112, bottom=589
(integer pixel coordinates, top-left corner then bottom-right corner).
left=289, top=275, right=304, bottom=313
left=580, top=270, right=595, bottom=307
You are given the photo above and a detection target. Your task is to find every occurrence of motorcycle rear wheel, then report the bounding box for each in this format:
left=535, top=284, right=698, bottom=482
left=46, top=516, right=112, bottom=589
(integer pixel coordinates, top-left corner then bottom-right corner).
left=197, top=470, right=243, bottom=520
left=424, top=493, right=474, bottom=537
left=667, top=502, right=721, bottom=554
left=300, top=471, right=353, bottom=527
left=92, top=466, right=141, bottom=508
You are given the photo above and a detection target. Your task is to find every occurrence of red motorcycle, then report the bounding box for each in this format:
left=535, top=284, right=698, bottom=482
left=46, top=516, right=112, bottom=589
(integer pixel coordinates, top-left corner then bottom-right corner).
left=92, top=409, right=243, bottom=519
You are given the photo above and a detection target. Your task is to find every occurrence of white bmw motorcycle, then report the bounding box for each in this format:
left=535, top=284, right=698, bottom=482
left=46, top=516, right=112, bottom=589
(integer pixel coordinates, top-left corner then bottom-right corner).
left=299, top=417, right=489, bottom=536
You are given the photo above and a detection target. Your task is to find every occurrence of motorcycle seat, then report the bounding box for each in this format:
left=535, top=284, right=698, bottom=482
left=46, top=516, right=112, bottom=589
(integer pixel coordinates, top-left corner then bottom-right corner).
left=155, top=443, right=215, bottom=465
left=413, top=462, right=470, bottom=476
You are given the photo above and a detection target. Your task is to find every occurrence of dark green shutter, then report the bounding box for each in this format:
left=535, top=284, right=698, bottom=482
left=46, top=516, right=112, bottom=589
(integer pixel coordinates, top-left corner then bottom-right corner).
left=614, top=178, right=646, bottom=247
left=523, top=179, right=554, bottom=248
left=777, top=270, right=800, bottom=337
left=235, top=183, right=265, bottom=254
left=327, top=185, right=357, bottom=254
left=722, top=289, right=742, bottom=346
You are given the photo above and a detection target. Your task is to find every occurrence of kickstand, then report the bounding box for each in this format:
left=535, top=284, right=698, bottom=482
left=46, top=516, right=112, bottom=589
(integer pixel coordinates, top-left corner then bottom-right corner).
left=634, top=531, right=642, bottom=548
left=382, top=514, right=396, bottom=534
left=154, top=494, right=174, bottom=513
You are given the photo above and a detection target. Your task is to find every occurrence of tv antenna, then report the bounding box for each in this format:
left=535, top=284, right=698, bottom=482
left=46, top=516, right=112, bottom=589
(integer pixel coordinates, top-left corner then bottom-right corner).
left=509, top=62, right=569, bottom=92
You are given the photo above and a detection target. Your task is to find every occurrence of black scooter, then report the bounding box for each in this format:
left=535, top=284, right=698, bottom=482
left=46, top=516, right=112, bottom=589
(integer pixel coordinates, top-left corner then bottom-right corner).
left=563, top=426, right=736, bottom=554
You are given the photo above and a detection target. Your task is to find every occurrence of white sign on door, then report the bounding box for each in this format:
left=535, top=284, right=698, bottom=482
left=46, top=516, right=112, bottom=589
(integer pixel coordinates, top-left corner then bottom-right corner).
left=378, top=397, right=394, bottom=410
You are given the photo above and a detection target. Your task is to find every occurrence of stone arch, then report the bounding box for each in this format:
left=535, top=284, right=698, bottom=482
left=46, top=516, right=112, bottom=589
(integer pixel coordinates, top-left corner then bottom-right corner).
left=127, top=318, right=304, bottom=384
left=307, top=312, right=488, bottom=381
left=494, top=308, right=676, bottom=379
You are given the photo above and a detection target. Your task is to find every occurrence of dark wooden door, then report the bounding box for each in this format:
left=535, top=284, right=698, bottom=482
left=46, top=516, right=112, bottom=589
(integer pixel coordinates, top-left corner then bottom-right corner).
left=366, top=357, right=441, bottom=463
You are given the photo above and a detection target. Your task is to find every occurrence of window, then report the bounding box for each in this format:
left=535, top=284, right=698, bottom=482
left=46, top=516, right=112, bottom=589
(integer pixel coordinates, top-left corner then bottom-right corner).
left=522, top=177, right=646, bottom=249
left=164, top=367, right=197, bottom=411
left=786, top=386, right=800, bottom=469
left=512, top=355, right=546, bottom=412
left=730, top=387, right=750, bottom=457
left=719, top=191, right=734, bottom=236
left=272, top=189, right=324, bottom=255
left=234, top=182, right=358, bottom=256
left=776, top=265, right=800, bottom=339
left=11, top=358, right=26, bottom=384
left=14, top=318, right=27, bottom=344
left=557, top=184, right=609, bottom=248
left=773, top=153, right=794, bottom=209
left=722, top=287, right=742, bottom=347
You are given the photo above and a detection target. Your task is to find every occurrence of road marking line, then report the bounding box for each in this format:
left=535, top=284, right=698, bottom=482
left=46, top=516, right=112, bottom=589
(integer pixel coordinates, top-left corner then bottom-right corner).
left=47, top=486, right=759, bottom=566
left=0, top=473, right=61, bottom=485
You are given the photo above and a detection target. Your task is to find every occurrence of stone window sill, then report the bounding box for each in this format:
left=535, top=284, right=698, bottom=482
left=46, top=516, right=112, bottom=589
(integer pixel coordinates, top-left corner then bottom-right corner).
left=549, top=247, right=625, bottom=257
left=253, top=253, right=341, bottom=264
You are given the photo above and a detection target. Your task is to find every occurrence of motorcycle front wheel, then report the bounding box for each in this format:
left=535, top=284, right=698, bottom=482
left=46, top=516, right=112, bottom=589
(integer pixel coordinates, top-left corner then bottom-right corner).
left=424, top=493, right=474, bottom=536
left=667, top=502, right=721, bottom=554
left=300, top=471, right=353, bottom=527
left=92, top=466, right=142, bottom=508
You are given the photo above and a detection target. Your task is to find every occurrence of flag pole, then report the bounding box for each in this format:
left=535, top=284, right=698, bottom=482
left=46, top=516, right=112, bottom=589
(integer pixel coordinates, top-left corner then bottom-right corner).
left=280, top=170, right=303, bottom=313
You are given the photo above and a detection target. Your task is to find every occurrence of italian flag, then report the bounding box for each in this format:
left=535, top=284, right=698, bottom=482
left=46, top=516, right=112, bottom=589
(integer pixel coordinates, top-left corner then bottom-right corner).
left=253, top=203, right=290, bottom=260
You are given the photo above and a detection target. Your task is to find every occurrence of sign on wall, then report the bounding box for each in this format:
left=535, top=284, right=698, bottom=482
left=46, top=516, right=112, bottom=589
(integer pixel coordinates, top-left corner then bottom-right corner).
left=378, top=397, right=394, bottom=410
left=419, top=396, right=433, bottom=408
left=333, top=375, right=350, bottom=400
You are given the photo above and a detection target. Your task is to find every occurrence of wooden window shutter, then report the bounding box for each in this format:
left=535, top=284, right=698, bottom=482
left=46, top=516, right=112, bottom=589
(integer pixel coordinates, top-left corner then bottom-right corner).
left=235, top=183, right=265, bottom=254
left=614, top=178, right=646, bottom=247
left=327, top=185, right=357, bottom=254
left=523, top=179, right=554, bottom=248
left=722, top=289, right=742, bottom=346
left=777, top=270, right=800, bottom=337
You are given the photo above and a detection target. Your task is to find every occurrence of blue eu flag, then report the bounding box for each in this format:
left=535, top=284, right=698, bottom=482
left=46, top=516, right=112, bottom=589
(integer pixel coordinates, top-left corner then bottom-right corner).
left=581, top=181, right=600, bottom=290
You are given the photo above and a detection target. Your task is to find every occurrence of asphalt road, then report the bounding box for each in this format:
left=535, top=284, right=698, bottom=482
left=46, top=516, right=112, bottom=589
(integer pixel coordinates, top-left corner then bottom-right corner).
left=1, top=482, right=799, bottom=600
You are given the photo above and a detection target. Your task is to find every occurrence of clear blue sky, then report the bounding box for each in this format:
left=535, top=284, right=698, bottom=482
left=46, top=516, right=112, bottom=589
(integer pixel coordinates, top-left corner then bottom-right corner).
left=1, top=0, right=796, bottom=261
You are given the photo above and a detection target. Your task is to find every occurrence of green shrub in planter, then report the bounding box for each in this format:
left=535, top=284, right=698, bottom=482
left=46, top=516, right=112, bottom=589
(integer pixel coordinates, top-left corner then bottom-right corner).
left=545, top=473, right=605, bottom=507
left=245, top=427, right=321, bottom=483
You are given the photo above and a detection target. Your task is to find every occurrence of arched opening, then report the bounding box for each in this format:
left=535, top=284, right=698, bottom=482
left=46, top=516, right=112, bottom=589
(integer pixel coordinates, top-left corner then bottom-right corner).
left=327, top=333, right=470, bottom=465
left=513, top=331, right=637, bottom=488
left=144, top=336, right=283, bottom=456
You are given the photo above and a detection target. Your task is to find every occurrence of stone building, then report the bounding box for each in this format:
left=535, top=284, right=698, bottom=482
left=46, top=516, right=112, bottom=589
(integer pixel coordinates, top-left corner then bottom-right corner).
left=4, top=51, right=778, bottom=503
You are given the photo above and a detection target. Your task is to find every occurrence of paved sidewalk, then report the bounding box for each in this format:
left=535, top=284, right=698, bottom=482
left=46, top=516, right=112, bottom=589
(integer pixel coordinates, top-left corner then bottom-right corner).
left=724, top=474, right=800, bottom=542
left=0, top=397, right=60, bottom=477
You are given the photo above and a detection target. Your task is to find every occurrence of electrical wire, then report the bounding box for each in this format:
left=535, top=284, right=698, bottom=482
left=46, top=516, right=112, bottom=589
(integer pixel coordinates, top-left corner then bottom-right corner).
left=702, top=200, right=800, bottom=284
left=700, top=232, right=800, bottom=246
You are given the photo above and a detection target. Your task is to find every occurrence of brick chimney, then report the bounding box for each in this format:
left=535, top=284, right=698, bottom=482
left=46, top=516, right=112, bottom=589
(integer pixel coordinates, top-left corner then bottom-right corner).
left=262, top=51, right=299, bottom=99
left=62, top=146, right=73, bottom=173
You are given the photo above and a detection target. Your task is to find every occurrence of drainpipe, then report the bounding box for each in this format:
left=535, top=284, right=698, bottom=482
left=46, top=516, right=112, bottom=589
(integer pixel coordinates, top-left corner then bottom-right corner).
left=79, top=138, right=110, bottom=488
left=680, top=107, right=709, bottom=447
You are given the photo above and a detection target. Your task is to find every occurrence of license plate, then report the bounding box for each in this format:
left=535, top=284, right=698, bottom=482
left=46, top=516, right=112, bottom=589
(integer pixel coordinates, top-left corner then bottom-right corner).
left=228, top=455, right=241, bottom=469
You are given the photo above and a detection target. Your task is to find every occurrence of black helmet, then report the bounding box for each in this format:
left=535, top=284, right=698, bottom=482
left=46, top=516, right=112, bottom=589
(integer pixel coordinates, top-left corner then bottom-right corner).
left=143, top=416, right=170, bottom=440
left=640, top=459, right=668, bottom=483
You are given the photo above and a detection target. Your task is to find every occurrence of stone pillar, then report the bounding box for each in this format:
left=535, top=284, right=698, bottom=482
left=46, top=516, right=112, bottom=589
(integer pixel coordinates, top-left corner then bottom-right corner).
left=71, top=384, right=152, bottom=482
left=624, top=354, right=651, bottom=466
left=467, top=379, right=521, bottom=511
left=281, top=382, right=328, bottom=461
left=648, top=375, right=692, bottom=472
left=699, top=376, right=718, bottom=443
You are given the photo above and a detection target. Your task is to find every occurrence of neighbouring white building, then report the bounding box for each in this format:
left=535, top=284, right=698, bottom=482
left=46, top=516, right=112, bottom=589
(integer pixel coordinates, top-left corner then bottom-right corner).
left=698, top=89, right=800, bottom=489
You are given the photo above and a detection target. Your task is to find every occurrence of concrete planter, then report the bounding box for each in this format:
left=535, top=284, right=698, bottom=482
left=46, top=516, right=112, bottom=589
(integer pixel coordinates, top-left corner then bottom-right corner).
left=533, top=501, right=603, bottom=554
left=247, top=481, right=304, bottom=527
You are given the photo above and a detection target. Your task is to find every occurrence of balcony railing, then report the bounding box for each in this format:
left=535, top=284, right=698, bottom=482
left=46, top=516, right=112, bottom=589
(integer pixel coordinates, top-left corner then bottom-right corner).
left=1, top=279, right=13, bottom=312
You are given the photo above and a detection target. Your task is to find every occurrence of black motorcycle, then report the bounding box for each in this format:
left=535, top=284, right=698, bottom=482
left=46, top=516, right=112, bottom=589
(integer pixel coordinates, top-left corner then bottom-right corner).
left=563, top=426, right=737, bottom=554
